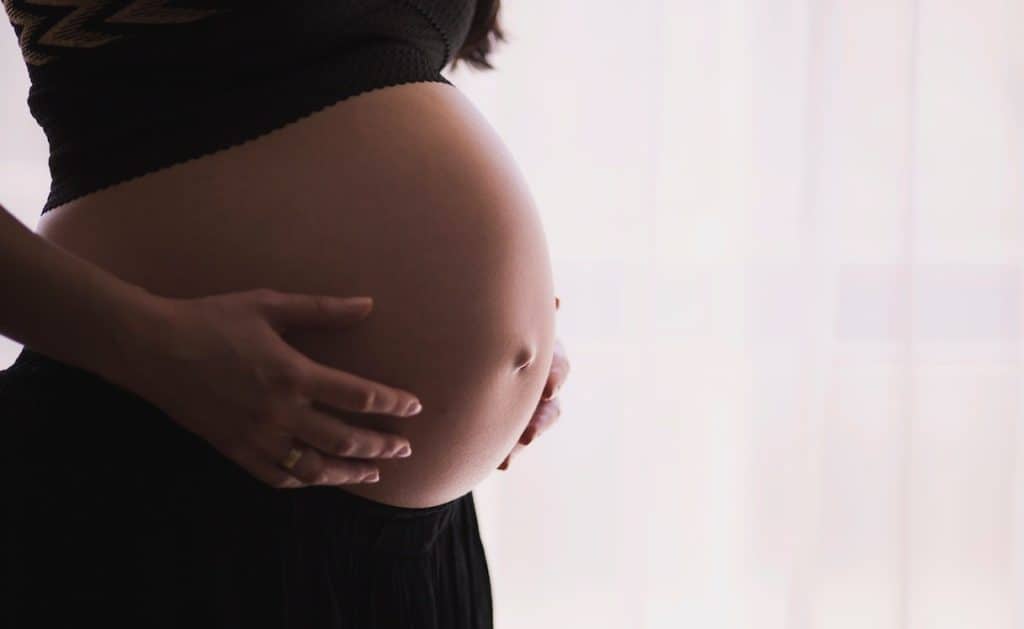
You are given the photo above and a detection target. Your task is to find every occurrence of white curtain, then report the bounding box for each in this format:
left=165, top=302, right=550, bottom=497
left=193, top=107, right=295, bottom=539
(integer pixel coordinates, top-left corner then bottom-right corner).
left=451, top=1, right=1024, bottom=628
left=4, top=1, right=1024, bottom=628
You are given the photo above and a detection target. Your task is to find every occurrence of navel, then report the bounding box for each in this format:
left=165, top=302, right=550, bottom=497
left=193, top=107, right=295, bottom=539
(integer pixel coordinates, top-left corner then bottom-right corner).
left=513, top=345, right=536, bottom=373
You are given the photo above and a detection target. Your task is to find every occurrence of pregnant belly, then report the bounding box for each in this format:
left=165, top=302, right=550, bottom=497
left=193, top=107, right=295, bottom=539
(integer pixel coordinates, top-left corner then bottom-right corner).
left=35, top=81, right=557, bottom=508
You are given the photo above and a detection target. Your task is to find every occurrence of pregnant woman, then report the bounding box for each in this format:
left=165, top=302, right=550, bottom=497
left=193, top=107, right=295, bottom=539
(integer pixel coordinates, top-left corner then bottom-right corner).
left=0, top=1, right=570, bottom=627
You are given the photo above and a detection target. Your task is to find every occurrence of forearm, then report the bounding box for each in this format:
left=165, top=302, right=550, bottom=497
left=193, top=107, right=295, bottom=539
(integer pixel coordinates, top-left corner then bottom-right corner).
left=0, top=201, right=167, bottom=384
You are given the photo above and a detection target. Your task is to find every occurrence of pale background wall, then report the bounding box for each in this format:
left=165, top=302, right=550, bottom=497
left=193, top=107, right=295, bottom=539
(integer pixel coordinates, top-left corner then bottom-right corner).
left=3, top=1, right=1023, bottom=628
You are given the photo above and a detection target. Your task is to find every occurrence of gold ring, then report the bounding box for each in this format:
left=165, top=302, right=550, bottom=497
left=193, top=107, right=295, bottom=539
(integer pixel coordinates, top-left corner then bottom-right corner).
left=280, top=446, right=304, bottom=470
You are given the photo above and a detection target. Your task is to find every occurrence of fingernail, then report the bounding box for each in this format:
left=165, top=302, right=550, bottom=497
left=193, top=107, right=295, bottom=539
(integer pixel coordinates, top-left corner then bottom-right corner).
left=364, top=471, right=380, bottom=483
left=522, top=431, right=535, bottom=445
left=405, top=400, right=422, bottom=416
left=396, top=445, right=411, bottom=458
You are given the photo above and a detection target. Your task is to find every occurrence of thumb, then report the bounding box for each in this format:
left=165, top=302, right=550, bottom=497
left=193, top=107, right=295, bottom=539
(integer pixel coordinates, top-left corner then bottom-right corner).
left=261, top=292, right=374, bottom=329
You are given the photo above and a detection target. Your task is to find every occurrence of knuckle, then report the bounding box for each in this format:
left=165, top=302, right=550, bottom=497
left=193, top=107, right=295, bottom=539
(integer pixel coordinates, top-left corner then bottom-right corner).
left=298, top=461, right=325, bottom=484
left=252, top=401, right=287, bottom=429
left=342, top=465, right=375, bottom=483
left=269, top=360, right=306, bottom=397
left=357, top=388, right=377, bottom=413
left=337, top=468, right=362, bottom=484
left=329, top=435, right=357, bottom=457
left=312, top=295, right=332, bottom=317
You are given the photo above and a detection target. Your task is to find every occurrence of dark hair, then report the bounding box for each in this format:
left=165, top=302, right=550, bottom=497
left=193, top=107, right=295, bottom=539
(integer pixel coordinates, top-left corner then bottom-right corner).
left=451, top=0, right=506, bottom=71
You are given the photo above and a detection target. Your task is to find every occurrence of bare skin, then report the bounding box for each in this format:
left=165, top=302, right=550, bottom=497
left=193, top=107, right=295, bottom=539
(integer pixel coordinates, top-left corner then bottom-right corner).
left=0, top=203, right=427, bottom=488
left=35, top=81, right=558, bottom=508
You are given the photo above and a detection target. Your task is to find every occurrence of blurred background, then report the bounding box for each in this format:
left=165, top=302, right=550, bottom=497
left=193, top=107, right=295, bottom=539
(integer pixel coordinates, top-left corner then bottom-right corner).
left=3, top=1, right=1023, bottom=628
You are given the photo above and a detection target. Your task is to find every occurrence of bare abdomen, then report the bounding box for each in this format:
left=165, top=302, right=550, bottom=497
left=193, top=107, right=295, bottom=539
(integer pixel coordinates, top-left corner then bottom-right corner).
left=36, top=81, right=557, bottom=508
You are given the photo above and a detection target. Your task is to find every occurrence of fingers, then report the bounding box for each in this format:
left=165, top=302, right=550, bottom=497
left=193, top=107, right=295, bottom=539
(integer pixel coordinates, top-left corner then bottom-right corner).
left=542, top=380, right=560, bottom=402
left=542, top=338, right=570, bottom=401
left=291, top=404, right=413, bottom=460
left=498, top=438, right=527, bottom=471
left=258, top=289, right=374, bottom=330
left=542, top=377, right=563, bottom=401
left=498, top=398, right=563, bottom=471
left=295, top=352, right=423, bottom=417
left=225, top=442, right=305, bottom=489
left=253, top=289, right=424, bottom=417
left=244, top=427, right=385, bottom=487
left=498, top=332, right=569, bottom=472
left=522, top=397, right=561, bottom=444
left=274, top=439, right=382, bottom=486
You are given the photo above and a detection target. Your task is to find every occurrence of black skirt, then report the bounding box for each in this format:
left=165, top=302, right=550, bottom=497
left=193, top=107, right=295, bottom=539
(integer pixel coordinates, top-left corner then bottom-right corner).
left=0, top=346, right=493, bottom=629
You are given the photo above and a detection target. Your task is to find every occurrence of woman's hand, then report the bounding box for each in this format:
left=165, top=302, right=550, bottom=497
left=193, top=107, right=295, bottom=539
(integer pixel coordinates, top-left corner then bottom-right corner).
left=498, top=296, right=570, bottom=471
left=112, top=288, right=423, bottom=489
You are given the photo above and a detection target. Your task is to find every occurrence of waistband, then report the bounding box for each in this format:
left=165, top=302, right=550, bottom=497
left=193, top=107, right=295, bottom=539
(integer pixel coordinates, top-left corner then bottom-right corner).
left=2, top=345, right=471, bottom=540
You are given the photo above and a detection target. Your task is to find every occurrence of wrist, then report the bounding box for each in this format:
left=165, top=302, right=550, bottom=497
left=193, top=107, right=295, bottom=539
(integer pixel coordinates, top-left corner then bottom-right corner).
left=90, top=282, right=177, bottom=392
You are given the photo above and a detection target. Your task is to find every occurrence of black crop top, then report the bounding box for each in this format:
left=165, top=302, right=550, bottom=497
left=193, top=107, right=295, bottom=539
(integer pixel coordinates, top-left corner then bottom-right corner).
left=2, top=0, right=476, bottom=215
